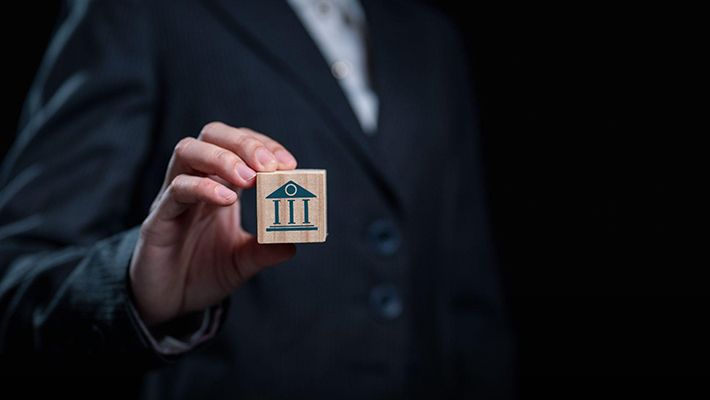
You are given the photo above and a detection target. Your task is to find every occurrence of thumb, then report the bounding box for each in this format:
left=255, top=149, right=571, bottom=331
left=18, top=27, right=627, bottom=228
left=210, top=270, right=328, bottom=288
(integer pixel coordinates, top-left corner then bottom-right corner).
left=231, top=235, right=297, bottom=285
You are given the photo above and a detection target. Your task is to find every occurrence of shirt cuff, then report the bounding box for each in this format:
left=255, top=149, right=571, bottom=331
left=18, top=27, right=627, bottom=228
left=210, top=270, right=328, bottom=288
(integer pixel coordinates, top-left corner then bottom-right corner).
left=127, top=300, right=222, bottom=356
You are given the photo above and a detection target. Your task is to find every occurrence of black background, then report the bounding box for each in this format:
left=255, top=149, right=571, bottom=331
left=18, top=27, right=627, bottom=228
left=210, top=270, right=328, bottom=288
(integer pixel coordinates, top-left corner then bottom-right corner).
left=0, top=0, right=704, bottom=392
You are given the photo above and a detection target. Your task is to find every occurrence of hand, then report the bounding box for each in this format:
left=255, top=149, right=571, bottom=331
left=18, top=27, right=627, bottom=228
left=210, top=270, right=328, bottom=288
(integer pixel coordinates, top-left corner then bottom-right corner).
left=129, top=122, right=298, bottom=327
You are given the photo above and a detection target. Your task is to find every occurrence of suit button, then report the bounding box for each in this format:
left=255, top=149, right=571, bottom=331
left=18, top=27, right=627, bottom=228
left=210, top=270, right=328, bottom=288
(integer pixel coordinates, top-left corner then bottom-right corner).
left=367, top=219, right=401, bottom=256
left=331, top=60, right=351, bottom=79
left=369, top=285, right=403, bottom=320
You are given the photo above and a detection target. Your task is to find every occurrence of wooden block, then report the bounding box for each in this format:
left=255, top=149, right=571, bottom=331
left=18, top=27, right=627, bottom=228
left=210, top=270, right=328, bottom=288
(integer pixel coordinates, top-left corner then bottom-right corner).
left=256, top=169, right=327, bottom=244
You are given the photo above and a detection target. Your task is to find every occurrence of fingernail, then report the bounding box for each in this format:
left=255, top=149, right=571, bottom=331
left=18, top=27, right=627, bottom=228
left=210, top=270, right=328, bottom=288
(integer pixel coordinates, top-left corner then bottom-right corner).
left=256, top=148, right=277, bottom=167
left=236, top=164, right=256, bottom=181
left=216, top=185, right=235, bottom=200
left=275, top=150, right=296, bottom=166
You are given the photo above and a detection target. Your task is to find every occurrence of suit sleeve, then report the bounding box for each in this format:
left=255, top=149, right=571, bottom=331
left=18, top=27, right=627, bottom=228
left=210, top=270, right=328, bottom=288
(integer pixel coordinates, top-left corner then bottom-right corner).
left=0, top=0, right=162, bottom=367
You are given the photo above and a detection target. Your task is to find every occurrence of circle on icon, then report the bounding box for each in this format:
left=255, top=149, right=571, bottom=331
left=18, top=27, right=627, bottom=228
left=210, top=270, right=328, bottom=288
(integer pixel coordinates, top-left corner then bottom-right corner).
left=285, top=183, right=297, bottom=196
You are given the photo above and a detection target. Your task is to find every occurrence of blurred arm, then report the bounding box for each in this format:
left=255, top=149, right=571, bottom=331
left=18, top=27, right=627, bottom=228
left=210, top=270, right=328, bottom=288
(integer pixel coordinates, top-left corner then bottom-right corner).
left=0, top=0, right=215, bottom=366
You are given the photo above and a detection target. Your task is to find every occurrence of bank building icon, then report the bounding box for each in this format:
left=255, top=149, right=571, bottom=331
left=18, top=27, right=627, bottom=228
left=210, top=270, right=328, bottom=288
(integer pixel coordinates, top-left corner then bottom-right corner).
left=265, top=181, right=318, bottom=232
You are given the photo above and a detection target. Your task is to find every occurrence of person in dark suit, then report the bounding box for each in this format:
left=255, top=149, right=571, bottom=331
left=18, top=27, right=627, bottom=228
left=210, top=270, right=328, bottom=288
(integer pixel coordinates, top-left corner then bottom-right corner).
left=0, top=0, right=513, bottom=398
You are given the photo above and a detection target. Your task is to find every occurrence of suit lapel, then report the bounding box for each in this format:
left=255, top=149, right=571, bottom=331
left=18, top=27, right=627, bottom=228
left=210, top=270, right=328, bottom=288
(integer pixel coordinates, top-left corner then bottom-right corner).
left=362, top=0, right=427, bottom=210
left=205, top=0, right=402, bottom=209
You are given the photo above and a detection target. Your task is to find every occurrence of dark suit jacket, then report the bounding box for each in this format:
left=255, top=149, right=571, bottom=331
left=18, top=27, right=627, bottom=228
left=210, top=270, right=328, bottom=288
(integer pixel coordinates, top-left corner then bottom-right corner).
left=0, top=0, right=513, bottom=398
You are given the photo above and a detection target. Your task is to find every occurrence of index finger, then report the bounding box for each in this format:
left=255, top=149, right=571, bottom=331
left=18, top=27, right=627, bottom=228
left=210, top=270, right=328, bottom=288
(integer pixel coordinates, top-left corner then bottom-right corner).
left=200, top=122, right=297, bottom=171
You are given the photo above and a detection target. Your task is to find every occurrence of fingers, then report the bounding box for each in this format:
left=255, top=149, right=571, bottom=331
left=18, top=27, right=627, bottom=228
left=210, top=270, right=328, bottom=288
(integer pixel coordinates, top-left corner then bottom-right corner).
left=170, top=137, right=256, bottom=188
left=164, top=123, right=298, bottom=193
left=231, top=235, right=297, bottom=284
left=244, top=129, right=298, bottom=170
left=199, top=122, right=298, bottom=171
left=155, top=121, right=297, bottom=220
left=155, top=174, right=237, bottom=221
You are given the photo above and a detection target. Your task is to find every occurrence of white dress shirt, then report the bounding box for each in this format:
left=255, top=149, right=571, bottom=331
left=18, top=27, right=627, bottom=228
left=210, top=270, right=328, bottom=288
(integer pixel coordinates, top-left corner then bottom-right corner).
left=288, top=0, right=379, bottom=134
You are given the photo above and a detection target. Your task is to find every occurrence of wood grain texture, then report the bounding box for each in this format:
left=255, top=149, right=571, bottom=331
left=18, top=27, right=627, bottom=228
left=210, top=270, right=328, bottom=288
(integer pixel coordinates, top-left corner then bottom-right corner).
left=256, top=169, right=327, bottom=243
